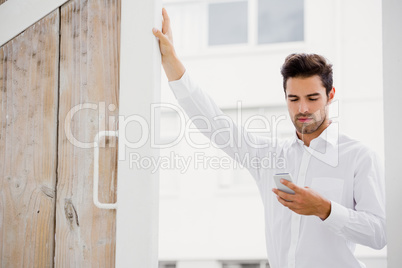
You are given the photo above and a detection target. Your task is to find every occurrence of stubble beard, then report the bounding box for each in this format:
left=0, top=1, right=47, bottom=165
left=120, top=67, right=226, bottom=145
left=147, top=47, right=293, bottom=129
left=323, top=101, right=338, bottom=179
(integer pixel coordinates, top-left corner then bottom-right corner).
left=293, top=108, right=327, bottom=135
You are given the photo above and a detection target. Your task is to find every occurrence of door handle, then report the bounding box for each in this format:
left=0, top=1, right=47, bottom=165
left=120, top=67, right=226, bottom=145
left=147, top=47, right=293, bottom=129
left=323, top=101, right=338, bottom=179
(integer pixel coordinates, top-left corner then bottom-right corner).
left=93, top=130, right=118, bottom=209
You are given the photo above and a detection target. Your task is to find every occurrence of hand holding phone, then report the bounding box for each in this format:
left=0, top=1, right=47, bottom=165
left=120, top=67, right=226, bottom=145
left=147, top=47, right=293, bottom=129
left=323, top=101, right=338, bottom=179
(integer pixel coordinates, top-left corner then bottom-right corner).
left=273, top=173, right=295, bottom=194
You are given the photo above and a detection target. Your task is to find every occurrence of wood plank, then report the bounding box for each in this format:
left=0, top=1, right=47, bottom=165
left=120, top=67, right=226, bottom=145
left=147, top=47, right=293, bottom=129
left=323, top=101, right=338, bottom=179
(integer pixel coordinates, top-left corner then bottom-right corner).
left=0, top=10, right=59, bottom=268
left=55, top=0, right=120, bottom=266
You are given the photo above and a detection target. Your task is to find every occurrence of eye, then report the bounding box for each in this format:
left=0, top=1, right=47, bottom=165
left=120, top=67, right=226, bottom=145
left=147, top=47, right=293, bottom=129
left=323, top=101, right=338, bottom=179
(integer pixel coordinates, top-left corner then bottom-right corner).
left=309, top=98, right=318, bottom=101
left=290, top=99, right=298, bottom=102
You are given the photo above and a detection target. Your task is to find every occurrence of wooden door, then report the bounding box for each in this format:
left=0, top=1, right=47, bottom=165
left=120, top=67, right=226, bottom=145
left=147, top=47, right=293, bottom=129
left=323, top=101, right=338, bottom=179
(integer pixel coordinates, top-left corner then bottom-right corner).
left=0, top=0, right=120, bottom=267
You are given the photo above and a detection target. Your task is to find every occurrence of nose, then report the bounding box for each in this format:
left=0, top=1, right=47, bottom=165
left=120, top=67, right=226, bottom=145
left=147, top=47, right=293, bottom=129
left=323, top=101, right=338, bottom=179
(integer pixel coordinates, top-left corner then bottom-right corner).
left=298, top=100, right=309, bottom=114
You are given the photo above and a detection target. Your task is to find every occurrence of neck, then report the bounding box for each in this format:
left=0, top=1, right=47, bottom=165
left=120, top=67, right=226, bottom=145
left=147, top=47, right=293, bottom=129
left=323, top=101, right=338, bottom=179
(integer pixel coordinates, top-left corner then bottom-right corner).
left=297, top=119, right=331, bottom=147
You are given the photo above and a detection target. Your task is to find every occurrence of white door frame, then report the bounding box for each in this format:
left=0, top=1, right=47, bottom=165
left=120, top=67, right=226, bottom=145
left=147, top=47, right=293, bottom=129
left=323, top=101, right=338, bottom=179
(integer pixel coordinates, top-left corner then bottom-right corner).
left=114, top=0, right=161, bottom=266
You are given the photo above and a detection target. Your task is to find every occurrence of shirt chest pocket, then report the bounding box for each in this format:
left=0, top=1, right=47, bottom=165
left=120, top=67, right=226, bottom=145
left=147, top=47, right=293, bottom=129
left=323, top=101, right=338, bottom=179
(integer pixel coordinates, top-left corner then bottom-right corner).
left=310, top=177, right=344, bottom=204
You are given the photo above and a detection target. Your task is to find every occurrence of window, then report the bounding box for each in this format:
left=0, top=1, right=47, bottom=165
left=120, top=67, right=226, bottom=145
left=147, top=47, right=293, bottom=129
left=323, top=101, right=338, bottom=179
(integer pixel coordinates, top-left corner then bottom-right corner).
left=164, top=0, right=304, bottom=54
left=258, top=0, right=304, bottom=44
left=208, top=1, right=248, bottom=46
left=207, top=0, right=304, bottom=46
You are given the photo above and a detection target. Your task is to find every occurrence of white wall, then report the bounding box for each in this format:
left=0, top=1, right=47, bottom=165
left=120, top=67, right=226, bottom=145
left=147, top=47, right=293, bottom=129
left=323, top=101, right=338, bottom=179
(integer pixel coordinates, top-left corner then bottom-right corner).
left=382, top=0, right=402, bottom=267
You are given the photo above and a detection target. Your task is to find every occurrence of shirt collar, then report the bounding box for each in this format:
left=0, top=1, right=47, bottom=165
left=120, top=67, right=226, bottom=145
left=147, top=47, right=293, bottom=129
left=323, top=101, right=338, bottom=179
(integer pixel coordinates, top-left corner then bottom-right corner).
left=291, top=120, right=339, bottom=147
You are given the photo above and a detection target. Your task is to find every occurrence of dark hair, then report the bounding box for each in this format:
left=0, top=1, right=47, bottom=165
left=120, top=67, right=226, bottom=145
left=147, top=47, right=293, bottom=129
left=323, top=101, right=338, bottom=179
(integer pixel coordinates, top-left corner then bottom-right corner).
left=280, top=53, right=333, bottom=96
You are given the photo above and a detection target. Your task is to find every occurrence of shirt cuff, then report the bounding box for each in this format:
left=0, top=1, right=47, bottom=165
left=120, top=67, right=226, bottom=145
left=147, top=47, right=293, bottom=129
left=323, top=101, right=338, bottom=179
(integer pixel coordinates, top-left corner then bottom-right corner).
left=168, top=71, right=198, bottom=100
left=322, top=200, right=349, bottom=234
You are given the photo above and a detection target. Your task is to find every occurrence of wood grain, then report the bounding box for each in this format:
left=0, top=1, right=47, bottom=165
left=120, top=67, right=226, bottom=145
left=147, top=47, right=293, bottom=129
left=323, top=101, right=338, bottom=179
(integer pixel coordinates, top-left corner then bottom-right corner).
left=55, top=0, right=120, bottom=266
left=0, top=10, right=59, bottom=268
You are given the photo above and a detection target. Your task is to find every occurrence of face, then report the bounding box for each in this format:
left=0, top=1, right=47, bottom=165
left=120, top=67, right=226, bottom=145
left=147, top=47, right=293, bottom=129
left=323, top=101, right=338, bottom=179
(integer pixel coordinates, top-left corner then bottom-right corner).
left=285, top=75, right=335, bottom=135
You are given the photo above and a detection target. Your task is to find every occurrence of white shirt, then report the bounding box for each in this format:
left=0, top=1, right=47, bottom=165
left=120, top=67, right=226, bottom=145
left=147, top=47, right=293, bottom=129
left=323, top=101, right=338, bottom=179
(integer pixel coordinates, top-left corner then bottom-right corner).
left=168, top=71, right=387, bottom=268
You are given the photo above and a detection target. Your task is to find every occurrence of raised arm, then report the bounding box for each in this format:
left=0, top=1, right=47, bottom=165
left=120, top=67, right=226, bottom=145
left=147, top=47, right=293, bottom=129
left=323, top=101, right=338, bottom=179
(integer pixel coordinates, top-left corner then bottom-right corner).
left=152, top=8, right=185, bottom=82
left=151, top=8, right=271, bottom=181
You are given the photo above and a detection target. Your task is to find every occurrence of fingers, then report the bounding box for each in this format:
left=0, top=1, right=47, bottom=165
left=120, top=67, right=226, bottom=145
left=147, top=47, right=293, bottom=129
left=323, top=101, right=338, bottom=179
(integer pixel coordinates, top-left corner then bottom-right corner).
left=276, top=194, right=297, bottom=211
left=162, top=7, right=170, bottom=34
left=152, top=27, right=168, bottom=42
left=272, top=188, right=294, bottom=202
left=280, top=179, right=301, bottom=193
left=276, top=195, right=289, bottom=207
left=273, top=189, right=299, bottom=212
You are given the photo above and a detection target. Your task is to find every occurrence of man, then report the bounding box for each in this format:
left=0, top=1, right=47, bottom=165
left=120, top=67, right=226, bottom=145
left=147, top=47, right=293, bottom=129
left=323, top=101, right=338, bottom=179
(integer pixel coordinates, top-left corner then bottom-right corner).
left=152, top=8, right=386, bottom=268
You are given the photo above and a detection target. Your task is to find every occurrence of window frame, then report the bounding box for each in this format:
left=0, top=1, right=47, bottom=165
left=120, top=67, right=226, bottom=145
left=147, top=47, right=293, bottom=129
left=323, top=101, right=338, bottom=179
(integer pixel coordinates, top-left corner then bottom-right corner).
left=162, top=0, right=306, bottom=58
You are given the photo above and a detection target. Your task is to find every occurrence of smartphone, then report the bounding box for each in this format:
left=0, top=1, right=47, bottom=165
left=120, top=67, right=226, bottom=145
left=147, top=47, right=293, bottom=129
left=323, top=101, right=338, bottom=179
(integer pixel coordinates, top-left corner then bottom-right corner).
left=273, top=173, right=295, bottom=194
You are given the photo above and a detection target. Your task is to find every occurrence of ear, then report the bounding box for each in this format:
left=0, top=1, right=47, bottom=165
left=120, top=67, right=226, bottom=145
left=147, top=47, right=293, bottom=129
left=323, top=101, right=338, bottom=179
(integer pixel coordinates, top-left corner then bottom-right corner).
left=328, top=87, right=335, bottom=103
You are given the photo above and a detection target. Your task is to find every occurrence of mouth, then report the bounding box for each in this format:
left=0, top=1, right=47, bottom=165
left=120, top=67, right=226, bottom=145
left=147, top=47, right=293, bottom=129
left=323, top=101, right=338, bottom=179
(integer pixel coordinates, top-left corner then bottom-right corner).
left=297, top=117, right=313, bottom=123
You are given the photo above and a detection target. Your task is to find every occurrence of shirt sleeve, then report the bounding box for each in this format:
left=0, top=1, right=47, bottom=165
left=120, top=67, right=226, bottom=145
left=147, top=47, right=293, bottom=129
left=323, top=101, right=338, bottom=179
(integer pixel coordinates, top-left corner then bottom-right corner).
left=322, top=148, right=387, bottom=249
left=168, top=71, right=271, bottom=181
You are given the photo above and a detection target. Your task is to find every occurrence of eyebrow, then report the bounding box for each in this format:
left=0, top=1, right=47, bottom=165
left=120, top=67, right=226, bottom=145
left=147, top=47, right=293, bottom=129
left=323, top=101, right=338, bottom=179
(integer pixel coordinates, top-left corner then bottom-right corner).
left=287, top=93, right=321, bottom=98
